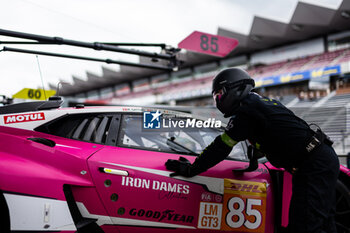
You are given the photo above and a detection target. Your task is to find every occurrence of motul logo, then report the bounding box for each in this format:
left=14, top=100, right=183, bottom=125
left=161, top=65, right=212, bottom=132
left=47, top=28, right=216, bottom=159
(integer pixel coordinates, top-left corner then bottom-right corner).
left=4, top=112, right=45, bottom=124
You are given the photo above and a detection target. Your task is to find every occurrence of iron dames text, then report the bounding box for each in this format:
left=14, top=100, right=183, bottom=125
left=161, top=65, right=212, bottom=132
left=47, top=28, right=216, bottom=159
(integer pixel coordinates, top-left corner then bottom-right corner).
left=121, top=176, right=190, bottom=194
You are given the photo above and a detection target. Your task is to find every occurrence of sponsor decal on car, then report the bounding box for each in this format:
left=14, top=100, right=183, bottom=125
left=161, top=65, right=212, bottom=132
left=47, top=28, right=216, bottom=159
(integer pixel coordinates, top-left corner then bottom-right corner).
left=122, top=107, right=141, bottom=112
left=129, top=208, right=194, bottom=223
left=221, top=179, right=267, bottom=232
left=200, top=192, right=223, bottom=203
left=197, top=179, right=267, bottom=232
left=4, top=112, right=45, bottom=124
left=198, top=202, right=223, bottom=230
left=121, top=176, right=190, bottom=194
left=158, top=191, right=188, bottom=200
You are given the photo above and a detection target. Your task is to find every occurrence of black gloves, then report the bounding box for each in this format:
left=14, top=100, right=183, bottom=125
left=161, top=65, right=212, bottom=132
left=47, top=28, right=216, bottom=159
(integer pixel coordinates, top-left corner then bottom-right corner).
left=165, top=157, right=194, bottom=177
left=165, top=135, right=234, bottom=178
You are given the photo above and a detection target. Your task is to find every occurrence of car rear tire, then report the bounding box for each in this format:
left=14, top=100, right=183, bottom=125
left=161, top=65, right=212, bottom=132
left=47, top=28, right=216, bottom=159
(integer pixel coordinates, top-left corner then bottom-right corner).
left=335, top=179, right=350, bottom=233
left=0, top=190, right=10, bottom=233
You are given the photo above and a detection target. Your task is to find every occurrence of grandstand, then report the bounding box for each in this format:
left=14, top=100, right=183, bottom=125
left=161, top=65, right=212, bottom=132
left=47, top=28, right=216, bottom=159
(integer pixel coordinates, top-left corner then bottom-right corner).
left=56, top=0, right=350, bottom=158
left=247, top=48, right=349, bottom=78
left=287, top=92, right=350, bottom=155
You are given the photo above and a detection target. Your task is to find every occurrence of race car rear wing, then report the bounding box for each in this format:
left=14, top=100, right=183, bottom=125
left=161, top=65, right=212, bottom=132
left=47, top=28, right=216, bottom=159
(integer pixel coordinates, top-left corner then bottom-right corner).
left=0, top=97, right=62, bottom=114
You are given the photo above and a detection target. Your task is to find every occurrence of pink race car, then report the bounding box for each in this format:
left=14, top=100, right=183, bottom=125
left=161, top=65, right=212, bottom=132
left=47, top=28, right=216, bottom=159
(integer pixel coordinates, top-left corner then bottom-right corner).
left=0, top=98, right=349, bottom=233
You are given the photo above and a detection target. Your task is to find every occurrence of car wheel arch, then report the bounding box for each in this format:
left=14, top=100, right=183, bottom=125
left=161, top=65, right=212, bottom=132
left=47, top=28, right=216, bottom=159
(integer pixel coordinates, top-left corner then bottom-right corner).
left=0, top=189, right=11, bottom=233
left=335, top=177, right=350, bottom=232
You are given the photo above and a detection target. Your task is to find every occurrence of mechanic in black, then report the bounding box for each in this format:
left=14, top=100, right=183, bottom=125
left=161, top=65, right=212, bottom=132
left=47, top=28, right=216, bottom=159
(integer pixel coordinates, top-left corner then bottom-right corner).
left=166, top=68, right=340, bottom=233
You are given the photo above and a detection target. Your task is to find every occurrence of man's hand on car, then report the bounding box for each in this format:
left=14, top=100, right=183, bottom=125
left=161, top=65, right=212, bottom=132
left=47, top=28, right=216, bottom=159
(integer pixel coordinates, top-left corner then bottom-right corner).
left=165, top=157, right=194, bottom=177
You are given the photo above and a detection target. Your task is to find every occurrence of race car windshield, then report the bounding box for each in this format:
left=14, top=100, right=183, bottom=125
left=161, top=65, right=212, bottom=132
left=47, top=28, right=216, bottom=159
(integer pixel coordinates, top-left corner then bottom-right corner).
left=117, top=114, right=248, bottom=161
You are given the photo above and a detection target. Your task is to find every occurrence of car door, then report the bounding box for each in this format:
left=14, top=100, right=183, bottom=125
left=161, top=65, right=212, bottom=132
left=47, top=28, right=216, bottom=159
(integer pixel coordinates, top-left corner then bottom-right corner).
left=88, top=113, right=275, bottom=233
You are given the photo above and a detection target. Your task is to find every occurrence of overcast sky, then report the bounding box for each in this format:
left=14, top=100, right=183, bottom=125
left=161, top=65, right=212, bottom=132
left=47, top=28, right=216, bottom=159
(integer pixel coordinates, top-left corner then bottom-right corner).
left=0, top=0, right=342, bottom=97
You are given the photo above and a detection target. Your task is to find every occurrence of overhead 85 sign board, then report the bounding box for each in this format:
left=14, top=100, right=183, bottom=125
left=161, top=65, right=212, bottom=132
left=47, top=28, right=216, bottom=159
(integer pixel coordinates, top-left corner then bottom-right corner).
left=12, top=88, right=56, bottom=100
left=178, top=31, right=239, bottom=57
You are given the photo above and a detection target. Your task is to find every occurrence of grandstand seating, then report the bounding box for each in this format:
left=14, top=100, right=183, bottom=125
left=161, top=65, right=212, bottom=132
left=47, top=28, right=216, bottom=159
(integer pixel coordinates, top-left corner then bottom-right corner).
left=326, top=93, right=350, bottom=106
left=303, top=49, right=346, bottom=70
left=247, top=48, right=350, bottom=78
left=108, top=48, right=350, bottom=155
left=288, top=92, right=350, bottom=155
left=278, top=95, right=298, bottom=106
left=337, top=49, right=350, bottom=64
left=114, top=49, right=350, bottom=103
left=248, top=60, right=288, bottom=78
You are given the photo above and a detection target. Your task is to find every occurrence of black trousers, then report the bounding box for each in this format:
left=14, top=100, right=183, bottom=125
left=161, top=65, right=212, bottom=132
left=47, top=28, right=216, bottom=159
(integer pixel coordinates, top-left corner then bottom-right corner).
left=289, top=144, right=340, bottom=233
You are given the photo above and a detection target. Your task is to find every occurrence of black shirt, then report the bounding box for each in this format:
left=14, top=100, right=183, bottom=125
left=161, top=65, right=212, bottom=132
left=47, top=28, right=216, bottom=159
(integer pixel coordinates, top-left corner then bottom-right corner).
left=225, top=93, right=312, bottom=169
